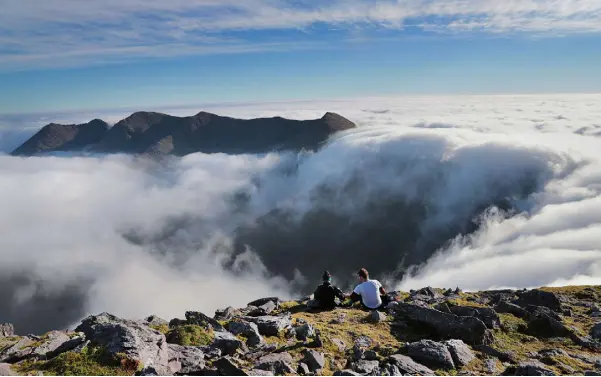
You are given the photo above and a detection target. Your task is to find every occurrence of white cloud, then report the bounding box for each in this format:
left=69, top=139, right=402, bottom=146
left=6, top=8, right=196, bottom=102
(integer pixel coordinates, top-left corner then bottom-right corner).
left=1, top=0, right=601, bottom=70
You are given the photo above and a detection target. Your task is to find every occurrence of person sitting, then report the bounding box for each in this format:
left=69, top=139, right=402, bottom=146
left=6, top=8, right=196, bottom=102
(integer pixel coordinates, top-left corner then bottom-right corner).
left=348, top=268, right=389, bottom=311
left=308, top=270, right=346, bottom=310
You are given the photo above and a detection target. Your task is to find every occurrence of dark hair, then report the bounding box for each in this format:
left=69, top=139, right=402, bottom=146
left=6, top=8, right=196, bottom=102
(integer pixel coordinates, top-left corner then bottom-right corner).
left=322, top=270, right=331, bottom=281
left=358, top=268, right=369, bottom=280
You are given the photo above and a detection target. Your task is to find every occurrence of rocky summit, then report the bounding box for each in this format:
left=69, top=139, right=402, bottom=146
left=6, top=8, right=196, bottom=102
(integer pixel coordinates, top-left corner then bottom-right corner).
left=1, top=286, right=600, bottom=376
left=10, top=111, right=356, bottom=157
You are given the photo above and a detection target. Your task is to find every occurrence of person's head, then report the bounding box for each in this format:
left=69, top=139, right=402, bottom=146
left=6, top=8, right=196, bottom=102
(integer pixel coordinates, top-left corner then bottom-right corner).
left=322, top=270, right=331, bottom=283
left=358, top=268, right=369, bottom=282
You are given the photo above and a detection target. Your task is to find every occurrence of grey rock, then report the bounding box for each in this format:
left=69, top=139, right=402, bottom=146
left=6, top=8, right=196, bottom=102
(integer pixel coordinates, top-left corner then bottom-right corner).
left=332, top=338, right=346, bottom=352
left=474, top=345, right=517, bottom=363
left=407, top=339, right=455, bottom=369
left=485, top=359, right=498, bottom=374
left=297, top=363, right=311, bottom=375
left=364, top=350, right=378, bottom=361
left=199, top=345, right=222, bottom=360
left=75, top=312, right=169, bottom=372
left=591, top=323, right=601, bottom=340
left=294, top=323, right=315, bottom=341
left=0, top=324, right=14, bottom=337
left=526, top=310, right=581, bottom=343
left=503, top=360, right=556, bottom=376
left=415, top=287, right=442, bottom=298
left=226, top=320, right=264, bottom=347
left=46, top=336, right=86, bottom=359
left=448, top=305, right=501, bottom=329
left=144, top=315, right=168, bottom=328
left=0, top=363, right=16, bottom=376
left=214, top=306, right=239, bottom=321
left=303, top=349, right=325, bottom=372
left=526, top=306, right=562, bottom=321
left=514, top=290, right=562, bottom=312
left=255, top=352, right=295, bottom=375
left=495, top=301, right=528, bottom=318
left=392, top=302, right=493, bottom=345
left=388, top=354, right=435, bottom=375
left=367, top=311, right=387, bottom=323
left=184, top=311, right=225, bottom=331
left=0, top=337, right=34, bottom=363
left=248, top=297, right=280, bottom=308
left=445, top=339, right=476, bottom=367
left=248, top=369, right=274, bottom=376
left=381, top=363, right=402, bottom=376
left=29, top=331, right=71, bottom=360
left=241, top=316, right=292, bottom=337
left=351, top=359, right=380, bottom=374
left=333, top=370, right=361, bottom=376
left=212, top=331, right=247, bottom=356
left=213, top=356, right=248, bottom=376
left=168, top=344, right=205, bottom=375
left=354, top=336, right=372, bottom=349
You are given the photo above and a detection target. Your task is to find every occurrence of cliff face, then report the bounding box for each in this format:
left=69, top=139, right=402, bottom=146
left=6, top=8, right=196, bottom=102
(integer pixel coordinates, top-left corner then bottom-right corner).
left=11, top=112, right=357, bottom=157
left=1, top=285, right=600, bottom=376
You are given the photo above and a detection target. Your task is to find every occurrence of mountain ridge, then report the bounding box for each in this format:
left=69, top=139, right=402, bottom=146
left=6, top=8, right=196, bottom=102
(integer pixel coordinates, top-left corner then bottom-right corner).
left=11, top=111, right=357, bottom=157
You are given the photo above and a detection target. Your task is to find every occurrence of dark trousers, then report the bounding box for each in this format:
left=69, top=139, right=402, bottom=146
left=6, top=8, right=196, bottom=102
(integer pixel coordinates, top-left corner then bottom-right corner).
left=360, top=295, right=390, bottom=311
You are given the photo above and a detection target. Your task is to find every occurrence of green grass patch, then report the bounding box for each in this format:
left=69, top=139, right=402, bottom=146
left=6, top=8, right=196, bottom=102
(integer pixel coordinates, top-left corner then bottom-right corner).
left=166, top=325, right=214, bottom=346
left=149, top=323, right=170, bottom=335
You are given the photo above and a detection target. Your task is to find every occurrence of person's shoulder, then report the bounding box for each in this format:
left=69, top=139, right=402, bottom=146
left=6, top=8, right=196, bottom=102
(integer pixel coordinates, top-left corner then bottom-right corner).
left=371, top=279, right=382, bottom=286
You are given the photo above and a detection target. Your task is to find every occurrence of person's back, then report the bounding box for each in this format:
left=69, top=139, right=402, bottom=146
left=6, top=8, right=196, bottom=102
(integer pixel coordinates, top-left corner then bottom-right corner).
left=311, top=271, right=345, bottom=310
left=350, top=268, right=388, bottom=310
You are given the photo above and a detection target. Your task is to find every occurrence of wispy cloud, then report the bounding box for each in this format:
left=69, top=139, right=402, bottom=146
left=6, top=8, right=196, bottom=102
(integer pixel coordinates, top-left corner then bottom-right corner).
left=2, top=0, right=601, bottom=70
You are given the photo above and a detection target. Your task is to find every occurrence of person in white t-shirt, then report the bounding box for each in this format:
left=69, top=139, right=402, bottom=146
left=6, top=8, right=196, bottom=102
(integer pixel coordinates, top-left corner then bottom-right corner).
left=348, top=268, right=389, bottom=310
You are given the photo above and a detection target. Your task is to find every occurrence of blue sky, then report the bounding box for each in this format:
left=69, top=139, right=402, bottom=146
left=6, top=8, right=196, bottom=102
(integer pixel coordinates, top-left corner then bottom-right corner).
left=1, top=0, right=601, bottom=115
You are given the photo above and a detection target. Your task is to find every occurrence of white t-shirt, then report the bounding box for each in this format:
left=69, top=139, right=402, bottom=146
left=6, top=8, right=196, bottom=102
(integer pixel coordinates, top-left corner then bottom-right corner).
left=353, top=279, right=383, bottom=309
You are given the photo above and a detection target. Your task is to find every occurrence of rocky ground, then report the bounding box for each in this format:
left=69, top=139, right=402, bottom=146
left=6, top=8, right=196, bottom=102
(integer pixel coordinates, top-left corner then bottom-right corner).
left=1, top=285, right=601, bottom=376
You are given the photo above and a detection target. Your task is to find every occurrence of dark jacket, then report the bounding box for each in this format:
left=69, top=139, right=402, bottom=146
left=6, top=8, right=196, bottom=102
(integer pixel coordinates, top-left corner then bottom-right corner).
left=313, top=281, right=345, bottom=309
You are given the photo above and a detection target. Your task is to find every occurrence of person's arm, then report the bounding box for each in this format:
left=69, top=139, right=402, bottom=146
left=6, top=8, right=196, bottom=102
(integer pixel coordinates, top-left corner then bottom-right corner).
left=334, top=286, right=345, bottom=301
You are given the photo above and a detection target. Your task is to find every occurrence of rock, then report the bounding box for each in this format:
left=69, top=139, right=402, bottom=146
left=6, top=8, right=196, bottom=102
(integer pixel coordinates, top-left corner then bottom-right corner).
left=46, top=335, right=87, bottom=359
left=526, top=310, right=580, bottom=342
left=445, top=339, right=476, bottom=367
left=364, top=350, right=378, bottom=361
left=248, top=369, right=274, bottom=376
left=294, top=323, right=315, bottom=341
left=448, top=305, right=501, bottom=329
left=211, top=331, right=247, bottom=356
left=0, top=324, right=14, bottom=337
left=502, top=360, right=556, bottom=375
left=392, top=302, right=493, bottom=345
left=407, top=339, right=455, bottom=370
left=332, top=338, right=346, bottom=352
left=297, top=363, right=311, bottom=375
left=145, top=315, right=168, bottom=327
left=414, top=287, right=442, bottom=298
left=29, top=331, right=72, bottom=360
left=486, top=359, right=498, bottom=374
left=514, top=290, right=562, bottom=312
left=255, top=352, right=295, bottom=375
left=367, top=311, right=387, bottom=323
left=213, top=356, right=248, bottom=376
left=585, top=372, right=601, bottom=376
left=333, top=370, right=361, bottom=376
left=387, top=354, right=435, bottom=375
left=168, top=344, right=205, bottom=375
left=0, top=337, right=34, bottom=362
left=303, top=349, right=325, bottom=372
left=75, top=312, right=169, bottom=372
left=351, top=359, right=380, bottom=374
left=215, top=306, right=239, bottom=321
left=247, top=301, right=277, bottom=317
left=226, top=320, right=264, bottom=347
left=330, top=313, right=346, bottom=324
left=241, top=316, right=292, bottom=337
left=184, top=311, right=225, bottom=331
left=495, top=301, right=528, bottom=318
left=474, top=345, right=517, bottom=363
left=199, top=345, right=222, bottom=360
left=526, top=306, right=562, bottom=321
left=0, top=363, right=16, bottom=376
left=248, top=297, right=280, bottom=308
left=354, top=336, right=372, bottom=349
left=591, top=323, right=601, bottom=340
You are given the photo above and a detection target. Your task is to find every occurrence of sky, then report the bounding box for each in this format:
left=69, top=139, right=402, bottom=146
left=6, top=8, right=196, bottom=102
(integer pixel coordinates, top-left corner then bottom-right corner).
left=1, top=0, right=601, bottom=115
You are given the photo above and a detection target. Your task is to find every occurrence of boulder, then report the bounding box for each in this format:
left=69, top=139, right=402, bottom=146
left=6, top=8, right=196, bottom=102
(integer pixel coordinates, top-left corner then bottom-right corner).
left=526, top=306, right=562, bottom=321
left=0, top=324, right=14, bottom=337
left=585, top=372, right=601, bottom=376
left=445, top=339, right=476, bottom=367
left=474, top=345, right=517, bottom=363
left=367, top=311, right=387, bottom=323
left=294, top=323, right=315, bottom=341
left=145, top=315, right=168, bottom=327
left=0, top=363, right=16, bottom=376
left=248, top=297, right=280, bottom=308
left=591, top=323, right=601, bottom=341
left=392, top=302, right=493, bottom=345
left=387, top=354, right=435, bottom=375
left=248, top=369, right=274, bottom=376
left=248, top=301, right=277, bottom=317
left=75, top=312, right=169, bottom=372
left=168, top=344, right=205, bottom=375
left=28, top=331, right=71, bottom=360
left=502, top=360, right=556, bottom=375
left=47, top=335, right=87, bottom=359
left=184, top=311, right=225, bottom=331
left=241, top=316, right=292, bottom=337
left=332, top=338, right=346, bottom=352
left=211, top=330, right=247, bottom=356
left=380, top=363, right=403, bottom=376
left=226, top=320, right=264, bottom=347
left=297, top=363, right=311, bottom=375
left=447, top=305, right=501, bottom=329
left=333, top=370, right=361, bottom=376
left=302, top=349, right=325, bottom=372
left=486, top=359, right=499, bottom=374
left=514, top=290, right=562, bottom=312
left=526, top=310, right=580, bottom=343
left=406, top=339, right=455, bottom=370
left=213, top=356, right=248, bottom=376
left=414, top=287, right=442, bottom=298
left=351, top=359, right=380, bottom=374
left=215, top=306, right=240, bottom=321
left=255, top=352, right=295, bottom=374
left=364, top=350, right=378, bottom=361
left=495, top=301, right=528, bottom=318
left=0, top=337, right=34, bottom=362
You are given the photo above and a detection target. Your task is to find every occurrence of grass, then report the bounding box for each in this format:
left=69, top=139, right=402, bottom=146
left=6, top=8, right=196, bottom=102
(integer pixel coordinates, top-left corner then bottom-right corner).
left=166, top=325, right=214, bottom=346
left=149, top=323, right=170, bottom=335
left=14, top=345, right=141, bottom=376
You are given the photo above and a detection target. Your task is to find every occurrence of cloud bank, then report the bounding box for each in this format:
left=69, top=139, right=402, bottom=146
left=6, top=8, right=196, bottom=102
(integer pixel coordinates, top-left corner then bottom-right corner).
left=1, top=94, right=601, bottom=335
left=2, top=0, right=601, bottom=69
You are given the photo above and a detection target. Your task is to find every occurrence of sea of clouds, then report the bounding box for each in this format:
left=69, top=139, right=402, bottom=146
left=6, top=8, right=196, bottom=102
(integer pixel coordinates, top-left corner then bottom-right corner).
left=1, top=94, right=601, bottom=334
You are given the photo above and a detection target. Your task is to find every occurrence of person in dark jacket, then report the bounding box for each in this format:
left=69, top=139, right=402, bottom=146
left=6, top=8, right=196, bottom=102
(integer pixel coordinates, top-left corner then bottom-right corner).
left=309, top=270, right=346, bottom=310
